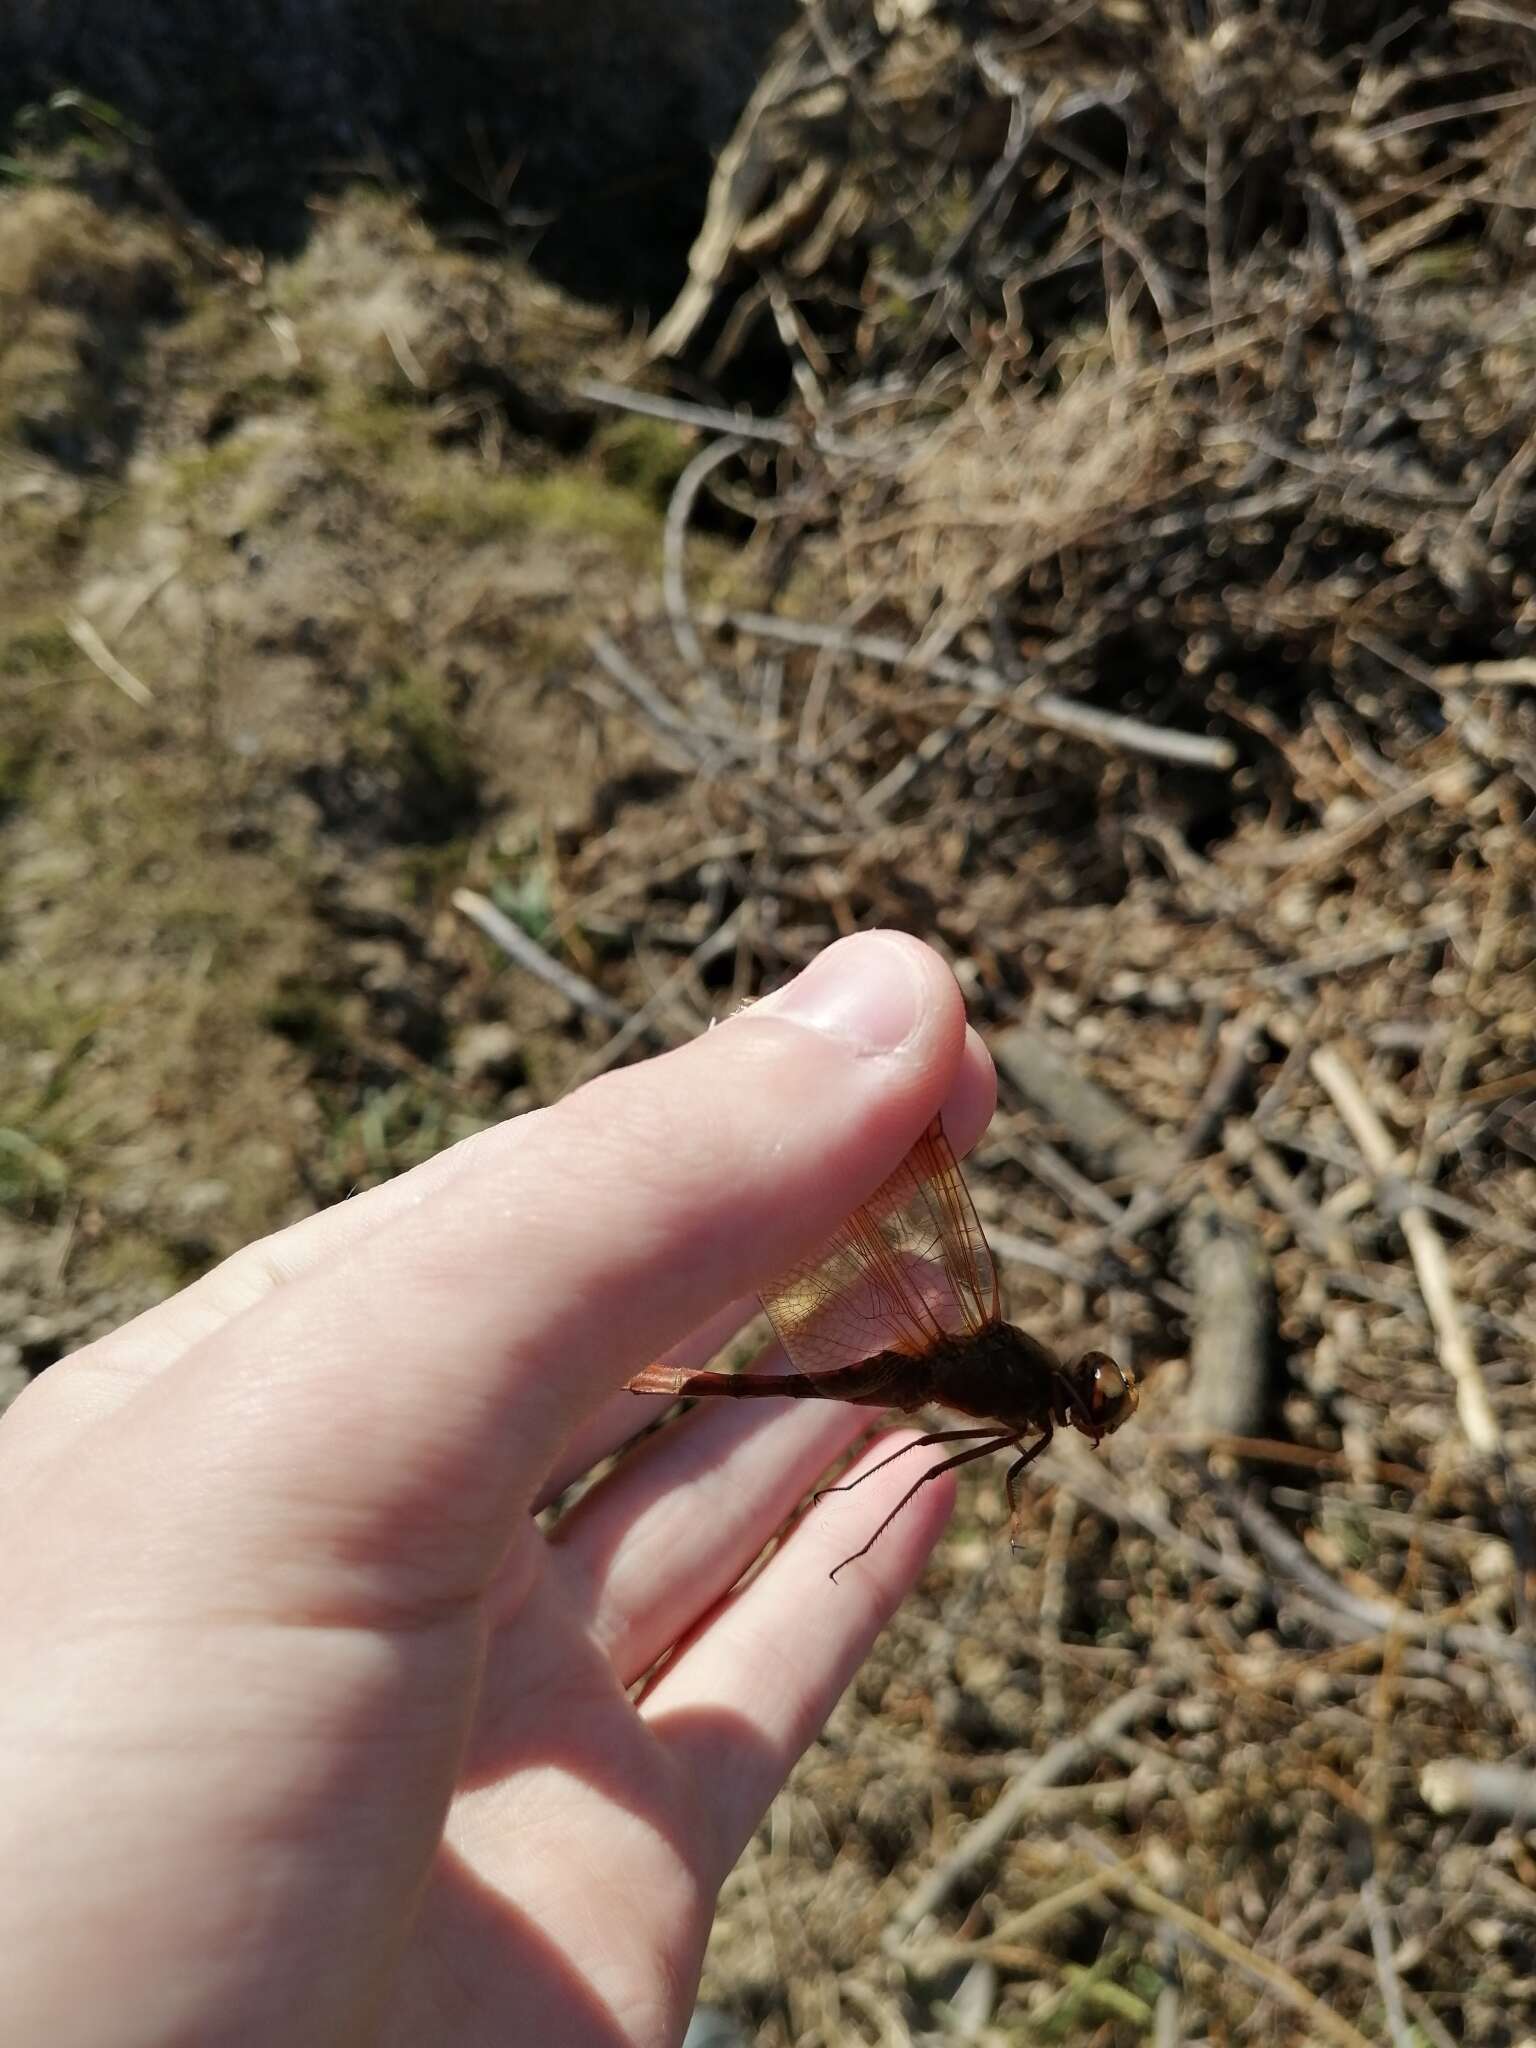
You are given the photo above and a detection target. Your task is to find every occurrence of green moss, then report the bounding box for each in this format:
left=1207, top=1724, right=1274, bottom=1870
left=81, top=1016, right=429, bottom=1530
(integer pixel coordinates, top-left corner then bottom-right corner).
left=3, top=620, right=76, bottom=678
left=323, top=389, right=420, bottom=461
left=909, top=181, right=977, bottom=263
left=0, top=328, right=92, bottom=447
left=525, top=470, right=661, bottom=555
left=400, top=464, right=660, bottom=560
left=265, top=186, right=422, bottom=319
left=164, top=434, right=263, bottom=500
left=0, top=732, right=45, bottom=823
left=349, top=668, right=481, bottom=841
left=370, top=669, right=472, bottom=785
left=592, top=415, right=693, bottom=506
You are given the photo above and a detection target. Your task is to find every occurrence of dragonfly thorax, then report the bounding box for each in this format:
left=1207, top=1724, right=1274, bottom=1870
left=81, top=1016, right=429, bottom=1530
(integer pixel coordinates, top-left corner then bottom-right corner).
left=925, top=1319, right=1062, bottom=1432
left=925, top=1323, right=1138, bottom=1444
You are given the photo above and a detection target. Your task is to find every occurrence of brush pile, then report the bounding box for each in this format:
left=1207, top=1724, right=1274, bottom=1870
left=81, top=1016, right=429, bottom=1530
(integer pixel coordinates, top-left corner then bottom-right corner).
left=544, top=4, right=1536, bottom=2040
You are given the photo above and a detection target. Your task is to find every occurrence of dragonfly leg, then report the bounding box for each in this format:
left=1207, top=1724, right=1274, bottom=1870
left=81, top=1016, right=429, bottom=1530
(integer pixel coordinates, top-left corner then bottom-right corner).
left=1005, top=1427, right=1053, bottom=1555
left=813, top=1428, right=1006, bottom=1507
left=828, top=1436, right=1010, bottom=1583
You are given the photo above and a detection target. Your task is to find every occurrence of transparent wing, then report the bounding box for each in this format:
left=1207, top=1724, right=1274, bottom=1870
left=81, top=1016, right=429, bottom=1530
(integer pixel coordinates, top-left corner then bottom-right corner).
left=760, top=1116, right=1002, bottom=1378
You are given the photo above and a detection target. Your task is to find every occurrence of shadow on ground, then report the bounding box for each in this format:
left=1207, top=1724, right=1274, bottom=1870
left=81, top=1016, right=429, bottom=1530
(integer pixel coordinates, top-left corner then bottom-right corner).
left=0, top=0, right=796, bottom=308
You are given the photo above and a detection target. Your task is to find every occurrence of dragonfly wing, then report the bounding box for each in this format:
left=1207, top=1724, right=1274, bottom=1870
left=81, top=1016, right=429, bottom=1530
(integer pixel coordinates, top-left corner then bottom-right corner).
left=908, top=1116, right=1001, bottom=1333
left=760, top=1116, right=1002, bottom=1378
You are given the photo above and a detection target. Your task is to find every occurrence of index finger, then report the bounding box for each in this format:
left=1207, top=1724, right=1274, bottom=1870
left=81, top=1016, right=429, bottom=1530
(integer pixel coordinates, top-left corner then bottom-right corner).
left=83, top=934, right=984, bottom=1626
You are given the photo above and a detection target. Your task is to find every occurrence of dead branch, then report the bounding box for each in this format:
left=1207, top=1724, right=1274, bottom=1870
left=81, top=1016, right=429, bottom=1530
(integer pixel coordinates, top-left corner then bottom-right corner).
left=1310, top=1043, right=1501, bottom=1457
left=576, top=376, right=801, bottom=449
left=1178, top=1199, right=1273, bottom=1440
left=992, top=1025, right=1166, bottom=1182
left=1419, top=1759, right=1536, bottom=1820
left=65, top=616, right=155, bottom=707
left=885, top=1687, right=1164, bottom=1945
left=452, top=889, right=634, bottom=1031
left=721, top=610, right=1239, bottom=772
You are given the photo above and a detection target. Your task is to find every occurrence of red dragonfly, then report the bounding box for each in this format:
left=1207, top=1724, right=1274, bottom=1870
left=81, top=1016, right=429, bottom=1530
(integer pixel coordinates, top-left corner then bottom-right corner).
left=627, top=1116, right=1138, bottom=1578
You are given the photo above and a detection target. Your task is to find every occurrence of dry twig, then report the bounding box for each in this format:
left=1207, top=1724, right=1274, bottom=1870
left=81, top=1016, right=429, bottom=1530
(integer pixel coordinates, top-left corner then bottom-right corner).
left=886, top=1688, right=1163, bottom=1944
left=452, top=889, right=635, bottom=1032
left=1310, top=1043, right=1501, bottom=1456
left=720, top=610, right=1239, bottom=772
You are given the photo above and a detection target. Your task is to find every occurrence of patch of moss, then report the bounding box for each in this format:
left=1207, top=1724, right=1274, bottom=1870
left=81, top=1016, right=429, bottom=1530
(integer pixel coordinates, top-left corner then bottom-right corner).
left=164, top=434, right=264, bottom=500
left=400, top=463, right=661, bottom=561
left=323, top=389, right=421, bottom=461
left=0, top=730, right=46, bottom=824
left=3, top=620, right=76, bottom=678
left=265, top=187, right=427, bottom=320
left=909, top=180, right=978, bottom=263
left=592, top=415, right=693, bottom=506
left=353, top=667, right=481, bottom=842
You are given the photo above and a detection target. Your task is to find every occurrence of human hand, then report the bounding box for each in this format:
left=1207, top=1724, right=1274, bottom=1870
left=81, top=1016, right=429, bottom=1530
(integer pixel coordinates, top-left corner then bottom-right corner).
left=0, top=932, right=995, bottom=2047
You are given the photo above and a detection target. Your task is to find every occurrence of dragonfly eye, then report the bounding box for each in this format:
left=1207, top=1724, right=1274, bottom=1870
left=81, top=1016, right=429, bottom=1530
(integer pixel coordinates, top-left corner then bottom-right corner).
left=1078, top=1352, right=1138, bottom=1434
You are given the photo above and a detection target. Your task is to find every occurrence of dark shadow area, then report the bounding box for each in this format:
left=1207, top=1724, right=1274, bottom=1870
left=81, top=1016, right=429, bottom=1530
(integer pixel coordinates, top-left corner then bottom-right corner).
left=0, top=0, right=797, bottom=313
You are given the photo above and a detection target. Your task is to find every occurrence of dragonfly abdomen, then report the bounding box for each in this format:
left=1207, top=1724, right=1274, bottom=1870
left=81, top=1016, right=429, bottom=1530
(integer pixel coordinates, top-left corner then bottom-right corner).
left=626, top=1350, right=923, bottom=1409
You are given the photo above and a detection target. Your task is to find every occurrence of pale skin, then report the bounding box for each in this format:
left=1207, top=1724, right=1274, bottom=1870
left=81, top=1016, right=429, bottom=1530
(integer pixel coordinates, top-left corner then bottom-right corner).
left=0, top=931, right=997, bottom=2048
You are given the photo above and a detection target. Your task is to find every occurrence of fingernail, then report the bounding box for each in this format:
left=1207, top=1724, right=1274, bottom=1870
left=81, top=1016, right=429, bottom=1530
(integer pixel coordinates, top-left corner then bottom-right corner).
left=753, top=934, right=923, bottom=1055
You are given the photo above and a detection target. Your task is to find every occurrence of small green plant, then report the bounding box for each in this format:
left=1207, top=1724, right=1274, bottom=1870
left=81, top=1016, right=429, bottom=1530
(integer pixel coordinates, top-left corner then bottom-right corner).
left=1034, top=1950, right=1158, bottom=2038
left=490, top=862, right=554, bottom=941
left=315, top=1080, right=486, bottom=1197
left=14, top=89, right=147, bottom=157
left=0, top=986, right=102, bottom=1218
left=0, top=1126, right=68, bottom=1210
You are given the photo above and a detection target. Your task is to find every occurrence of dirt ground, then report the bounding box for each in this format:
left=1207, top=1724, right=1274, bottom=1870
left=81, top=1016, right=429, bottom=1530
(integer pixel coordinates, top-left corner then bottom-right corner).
left=0, top=163, right=695, bottom=1363
left=4, top=5, right=1536, bottom=2045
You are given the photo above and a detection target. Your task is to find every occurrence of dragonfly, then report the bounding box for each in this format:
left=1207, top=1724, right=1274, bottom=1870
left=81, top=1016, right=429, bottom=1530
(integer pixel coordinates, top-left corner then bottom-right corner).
left=626, top=1116, right=1138, bottom=1578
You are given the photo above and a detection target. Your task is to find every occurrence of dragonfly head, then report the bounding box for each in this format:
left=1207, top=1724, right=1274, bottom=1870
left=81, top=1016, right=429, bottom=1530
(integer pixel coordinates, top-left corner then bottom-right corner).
left=1061, top=1350, right=1138, bottom=1440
